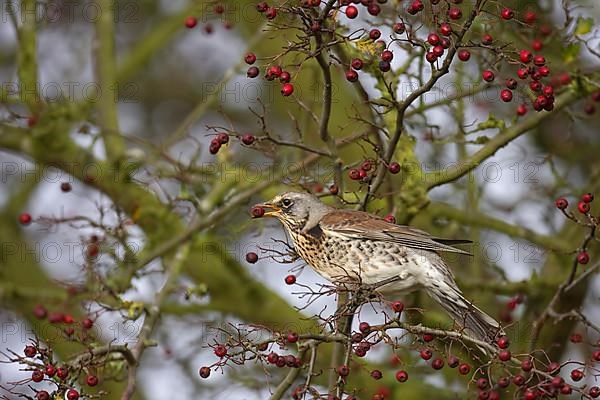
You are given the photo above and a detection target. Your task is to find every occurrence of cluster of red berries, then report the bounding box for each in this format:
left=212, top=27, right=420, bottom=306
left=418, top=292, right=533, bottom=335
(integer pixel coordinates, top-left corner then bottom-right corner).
left=21, top=343, right=99, bottom=400
left=245, top=55, right=294, bottom=97
left=499, top=293, right=524, bottom=323
left=555, top=192, right=594, bottom=215
left=348, top=159, right=375, bottom=182
left=208, top=132, right=255, bottom=155
left=33, top=304, right=94, bottom=337
left=184, top=4, right=231, bottom=33
left=584, top=90, right=600, bottom=115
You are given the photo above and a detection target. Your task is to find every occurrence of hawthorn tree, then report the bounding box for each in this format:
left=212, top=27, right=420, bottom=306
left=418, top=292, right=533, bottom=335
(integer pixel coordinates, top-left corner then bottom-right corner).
left=0, top=0, right=599, bottom=399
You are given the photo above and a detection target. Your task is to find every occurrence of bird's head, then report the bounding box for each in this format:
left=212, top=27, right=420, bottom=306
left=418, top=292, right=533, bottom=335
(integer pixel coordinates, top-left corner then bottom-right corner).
left=254, top=191, right=331, bottom=232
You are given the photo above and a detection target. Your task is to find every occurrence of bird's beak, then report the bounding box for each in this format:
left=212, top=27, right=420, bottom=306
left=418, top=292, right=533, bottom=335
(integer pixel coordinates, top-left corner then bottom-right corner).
left=254, top=202, right=281, bottom=217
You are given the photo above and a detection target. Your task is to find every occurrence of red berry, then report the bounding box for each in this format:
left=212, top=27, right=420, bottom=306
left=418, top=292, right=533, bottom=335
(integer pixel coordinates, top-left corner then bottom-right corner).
left=496, top=336, right=510, bottom=349
left=524, top=11, right=537, bottom=24
left=482, top=70, right=495, bottom=82
left=582, top=193, right=594, bottom=203
left=427, top=33, right=440, bottom=45
left=532, top=39, right=543, bottom=51
left=578, top=201, right=591, bottom=214
left=457, top=49, right=470, bottom=61
left=517, top=68, right=529, bottom=79
left=241, top=134, right=255, bottom=145
left=448, top=8, right=462, bottom=20
left=517, top=104, right=528, bottom=116
left=585, top=104, right=596, bottom=115
left=24, top=345, right=37, bottom=357
left=284, top=275, right=296, bottom=285
left=36, top=392, right=50, bottom=400
left=381, top=50, right=393, bottom=62
left=523, top=390, right=537, bottom=400
left=593, top=91, right=600, bottom=102
left=244, top=53, right=256, bottom=65
left=348, top=169, right=361, bottom=180
left=422, top=334, right=434, bottom=342
left=432, top=45, right=444, bottom=57
left=395, top=370, right=408, bottom=382
left=458, top=363, right=471, bottom=375
left=369, top=29, right=381, bottom=40
left=185, top=16, right=197, bottom=29
left=533, top=55, right=546, bottom=66
left=500, top=89, right=513, bottom=102
left=217, top=133, right=229, bottom=144
left=391, top=301, right=404, bottom=313
left=31, top=370, right=44, bottom=382
left=251, top=206, right=265, bottom=218
left=551, top=376, right=564, bottom=388
left=448, top=355, right=459, bottom=368
left=19, top=212, right=32, bottom=225
left=482, top=34, right=493, bottom=45
left=513, top=374, right=525, bottom=385
left=351, top=58, right=363, bottom=70
left=393, top=22, right=405, bottom=34
left=432, top=358, right=444, bottom=369
left=209, top=141, right=221, bottom=155
left=506, top=78, right=518, bottom=89
left=530, top=81, right=542, bottom=92
left=383, top=215, right=396, bottom=224
left=66, top=389, right=79, bottom=400
left=246, top=252, right=259, bottom=263
left=56, top=367, right=69, bottom=380
left=547, top=361, right=560, bottom=373
left=570, top=332, right=583, bottom=343
left=577, top=251, right=590, bottom=265
left=33, top=304, right=47, bottom=319
left=346, top=70, right=358, bottom=82
left=571, top=369, right=584, bottom=381
left=60, top=182, right=72, bottom=192
left=214, top=344, right=227, bottom=358
left=379, top=60, right=391, bottom=72
left=345, top=5, right=358, bottom=19
left=86, top=374, right=99, bottom=386
left=440, top=22, right=452, bottom=36
left=498, top=377, right=510, bottom=388
left=247, top=66, right=259, bottom=78
left=498, top=350, right=511, bottom=361
left=477, top=378, right=488, bottom=390
left=367, top=3, right=380, bottom=16
left=265, top=7, right=277, bottom=19
left=593, top=349, right=600, bottom=361
left=420, top=348, right=432, bottom=360
left=589, top=387, right=600, bottom=398
left=281, top=83, right=294, bottom=96
left=199, top=366, right=211, bottom=378
left=286, top=332, right=299, bottom=343
left=371, top=369, right=383, bottom=380
left=501, top=8, right=514, bottom=20
left=44, top=365, right=56, bottom=377
left=388, top=162, right=400, bottom=174
left=328, top=184, right=339, bottom=195
left=425, top=52, right=437, bottom=63
left=521, top=358, right=533, bottom=371
left=359, top=322, right=371, bottom=333
left=337, top=365, right=350, bottom=376
left=520, top=50, right=533, bottom=63
left=267, top=352, right=279, bottom=364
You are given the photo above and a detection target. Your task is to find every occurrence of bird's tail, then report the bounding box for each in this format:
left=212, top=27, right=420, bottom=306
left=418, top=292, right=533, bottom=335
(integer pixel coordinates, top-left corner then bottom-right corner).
left=428, top=284, right=503, bottom=344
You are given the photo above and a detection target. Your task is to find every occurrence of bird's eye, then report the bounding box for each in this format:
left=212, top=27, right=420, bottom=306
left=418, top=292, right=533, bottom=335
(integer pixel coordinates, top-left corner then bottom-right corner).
left=281, top=198, right=293, bottom=207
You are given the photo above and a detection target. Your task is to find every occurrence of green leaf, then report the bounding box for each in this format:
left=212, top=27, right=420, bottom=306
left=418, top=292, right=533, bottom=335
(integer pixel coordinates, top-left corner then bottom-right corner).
left=562, top=43, right=581, bottom=64
left=575, top=17, right=594, bottom=36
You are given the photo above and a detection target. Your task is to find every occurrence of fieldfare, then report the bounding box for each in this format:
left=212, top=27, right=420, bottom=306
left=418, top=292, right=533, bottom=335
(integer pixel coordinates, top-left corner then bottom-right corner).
left=254, top=191, right=502, bottom=343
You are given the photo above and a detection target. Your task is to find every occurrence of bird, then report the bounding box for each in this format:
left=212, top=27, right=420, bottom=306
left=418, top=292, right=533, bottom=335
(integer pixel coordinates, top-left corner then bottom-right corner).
left=253, top=191, right=503, bottom=343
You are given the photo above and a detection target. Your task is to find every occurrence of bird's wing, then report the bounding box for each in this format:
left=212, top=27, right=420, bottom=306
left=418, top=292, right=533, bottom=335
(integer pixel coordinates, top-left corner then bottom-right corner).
left=319, top=210, right=472, bottom=255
